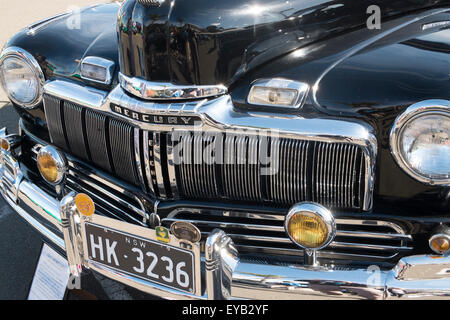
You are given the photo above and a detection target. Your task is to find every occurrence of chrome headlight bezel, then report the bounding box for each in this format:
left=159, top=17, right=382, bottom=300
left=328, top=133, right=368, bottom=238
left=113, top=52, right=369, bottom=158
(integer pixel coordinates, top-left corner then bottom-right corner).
left=0, top=46, right=45, bottom=109
left=37, top=146, right=67, bottom=185
left=390, top=100, right=450, bottom=186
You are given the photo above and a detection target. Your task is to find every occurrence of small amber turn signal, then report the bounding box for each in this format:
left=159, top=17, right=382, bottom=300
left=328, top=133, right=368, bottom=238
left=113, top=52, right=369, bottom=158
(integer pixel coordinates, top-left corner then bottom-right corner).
left=430, top=234, right=450, bottom=255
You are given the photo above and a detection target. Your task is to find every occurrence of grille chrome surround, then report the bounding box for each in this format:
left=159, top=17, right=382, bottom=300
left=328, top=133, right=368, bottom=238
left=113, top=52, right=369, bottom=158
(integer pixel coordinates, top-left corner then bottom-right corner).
left=43, top=80, right=377, bottom=211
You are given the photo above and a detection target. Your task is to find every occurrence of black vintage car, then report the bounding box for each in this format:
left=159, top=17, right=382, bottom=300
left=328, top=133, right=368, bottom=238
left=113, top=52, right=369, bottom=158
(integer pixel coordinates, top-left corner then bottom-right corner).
left=0, top=0, right=449, bottom=300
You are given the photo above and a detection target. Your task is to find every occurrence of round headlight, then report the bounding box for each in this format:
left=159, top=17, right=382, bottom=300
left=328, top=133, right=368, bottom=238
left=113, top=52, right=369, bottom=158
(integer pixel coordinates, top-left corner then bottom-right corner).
left=390, top=100, right=449, bottom=185
left=285, top=203, right=336, bottom=250
left=37, top=146, right=67, bottom=185
left=0, top=47, right=44, bottom=109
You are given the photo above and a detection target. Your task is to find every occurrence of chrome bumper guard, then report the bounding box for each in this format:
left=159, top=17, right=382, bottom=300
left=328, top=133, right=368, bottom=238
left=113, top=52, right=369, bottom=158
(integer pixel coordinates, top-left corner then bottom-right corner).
left=1, top=140, right=449, bottom=300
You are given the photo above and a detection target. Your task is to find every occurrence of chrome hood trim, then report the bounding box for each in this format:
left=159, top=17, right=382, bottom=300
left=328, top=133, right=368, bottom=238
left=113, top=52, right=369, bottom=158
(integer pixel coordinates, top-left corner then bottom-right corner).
left=119, top=73, right=228, bottom=101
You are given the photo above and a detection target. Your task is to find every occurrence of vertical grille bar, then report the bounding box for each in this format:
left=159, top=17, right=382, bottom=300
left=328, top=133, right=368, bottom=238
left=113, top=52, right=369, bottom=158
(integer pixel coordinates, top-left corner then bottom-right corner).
left=85, top=110, right=111, bottom=172
left=43, top=95, right=68, bottom=150
left=134, top=128, right=146, bottom=192
left=109, top=118, right=138, bottom=185
left=64, top=101, right=89, bottom=161
left=143, top=131, right=157, bottom=196
left=153, top=132, right=166, bottom=198
left=166, top=133, right=179, bottom=198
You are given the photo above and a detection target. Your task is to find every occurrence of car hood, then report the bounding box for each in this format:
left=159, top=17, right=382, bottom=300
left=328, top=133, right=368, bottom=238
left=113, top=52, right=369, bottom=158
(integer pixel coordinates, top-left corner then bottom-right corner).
left=118, top=0, right=446, bottom=86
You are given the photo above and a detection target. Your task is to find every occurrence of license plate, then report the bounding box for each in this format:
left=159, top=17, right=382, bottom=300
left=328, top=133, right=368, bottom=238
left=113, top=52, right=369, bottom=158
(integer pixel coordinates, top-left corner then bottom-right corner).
left=85, top=223, right=195, bottom=293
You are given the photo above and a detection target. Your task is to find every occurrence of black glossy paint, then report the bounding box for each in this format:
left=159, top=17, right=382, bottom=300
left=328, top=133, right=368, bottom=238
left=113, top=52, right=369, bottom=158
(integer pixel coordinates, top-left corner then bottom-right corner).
left=118, top=0, right=447, bottom=86
left=3, top=1, right=449, bottom=214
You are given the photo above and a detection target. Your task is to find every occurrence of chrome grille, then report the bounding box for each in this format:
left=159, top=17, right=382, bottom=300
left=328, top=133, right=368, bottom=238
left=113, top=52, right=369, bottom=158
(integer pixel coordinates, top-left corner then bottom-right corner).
left=162, top=209, right=413, bottom=263
left=171, top=132, right=365, bottom=209
left=44, top=94, right=139, bottom=186
left=43, top=94, right=372, bottom=211
left=28, top=141, right=409, bottom=264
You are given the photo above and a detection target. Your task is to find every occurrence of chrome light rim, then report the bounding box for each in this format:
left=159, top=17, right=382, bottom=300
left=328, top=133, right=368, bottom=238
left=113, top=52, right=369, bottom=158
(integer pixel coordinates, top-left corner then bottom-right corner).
left=429, top=233, right=450, bottom=255
left=285, top=202, right=336, bottom=251
left=80, top=56, right=115, bottom=85
left=247, top=78, right=310, bottom=109
left=0, top=46, right=45, bottom=109
left=390, top=100, right=450, bottom=186
left=37, top=146, right=67, bottom=185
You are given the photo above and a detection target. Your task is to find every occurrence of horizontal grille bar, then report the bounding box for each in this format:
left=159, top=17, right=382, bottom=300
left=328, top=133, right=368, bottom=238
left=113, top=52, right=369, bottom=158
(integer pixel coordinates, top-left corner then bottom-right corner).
left=162, top=210, right=412, bottom=263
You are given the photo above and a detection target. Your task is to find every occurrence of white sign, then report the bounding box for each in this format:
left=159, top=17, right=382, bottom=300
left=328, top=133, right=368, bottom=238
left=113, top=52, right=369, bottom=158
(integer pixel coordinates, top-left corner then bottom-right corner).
left=28, top=244, right=71, bottom=300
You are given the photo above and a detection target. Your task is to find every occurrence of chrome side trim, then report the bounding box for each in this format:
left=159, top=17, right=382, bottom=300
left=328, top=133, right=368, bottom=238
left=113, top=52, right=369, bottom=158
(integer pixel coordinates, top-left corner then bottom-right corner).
left=0, top=46, right=45, bottom=109
left=26, top=13, right=70, bottom=35
left=390, top=100, right=450, bottom=186
left=119, top=72, right=227, bottom=100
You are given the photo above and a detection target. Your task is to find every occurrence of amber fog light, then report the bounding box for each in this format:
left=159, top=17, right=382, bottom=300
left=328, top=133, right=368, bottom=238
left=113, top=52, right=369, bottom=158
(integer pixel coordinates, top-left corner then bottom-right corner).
left=37, top=146, right=67, bottom=185
left=0, top=138, right=8, bottom=151
left=285, top=203, right=336, bottom=250
left=429, top=231, right=450, bottom=255
left=1, top=135, right=21, bottom=151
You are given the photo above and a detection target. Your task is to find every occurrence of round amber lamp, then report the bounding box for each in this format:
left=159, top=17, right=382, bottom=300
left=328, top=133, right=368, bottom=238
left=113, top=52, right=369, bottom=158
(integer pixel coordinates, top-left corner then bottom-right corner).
left=287, top=213, right=329, bottom=249
left=75, top=193, right=95, bottom=217
left=37, top=153, right=59, bottom=183
left=0, top=138, right=9, bottom=151
left=430, top=236, right=450, bottom=254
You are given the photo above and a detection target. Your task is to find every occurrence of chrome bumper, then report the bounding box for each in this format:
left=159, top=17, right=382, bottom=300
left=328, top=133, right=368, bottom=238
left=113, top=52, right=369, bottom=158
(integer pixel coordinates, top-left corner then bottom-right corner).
left=1, top=144, right=450, bottom=300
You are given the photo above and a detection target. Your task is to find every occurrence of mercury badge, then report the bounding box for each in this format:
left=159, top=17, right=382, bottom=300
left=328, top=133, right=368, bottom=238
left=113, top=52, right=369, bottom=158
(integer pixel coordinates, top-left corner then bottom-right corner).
left=170, top=221, right=202, bottom=243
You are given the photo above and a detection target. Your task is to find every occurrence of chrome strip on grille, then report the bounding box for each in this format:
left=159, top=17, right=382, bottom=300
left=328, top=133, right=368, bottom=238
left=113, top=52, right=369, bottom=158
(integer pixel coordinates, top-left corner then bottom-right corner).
left=134, top=128, right=146, bottom=192
left=153, top=132, right=166, bottom=198
left=143, top=131, right=156, bottom=196
left=166, top=133, right=179, bottom=198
